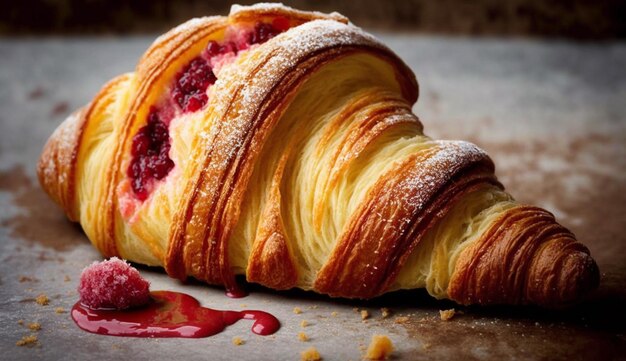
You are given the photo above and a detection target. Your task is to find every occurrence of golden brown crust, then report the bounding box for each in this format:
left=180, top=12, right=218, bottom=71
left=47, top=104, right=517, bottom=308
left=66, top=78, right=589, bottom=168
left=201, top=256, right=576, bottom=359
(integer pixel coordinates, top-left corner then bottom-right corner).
left=37, top=72, right=131, bottom=227
left=312, top=91, right=422, bottom=230
left=448, top=205, right=600, bottom=306
left=314, top=141, right=500, bottom=298
left=106, top=17, right=229, bottom=259
left=247, top=152, right=298, bottom=289
left=165, top=21, right=419, bottom=291
left=37, top=108, right=85, bottom=222
left=229, top=3, right=348, bottom=25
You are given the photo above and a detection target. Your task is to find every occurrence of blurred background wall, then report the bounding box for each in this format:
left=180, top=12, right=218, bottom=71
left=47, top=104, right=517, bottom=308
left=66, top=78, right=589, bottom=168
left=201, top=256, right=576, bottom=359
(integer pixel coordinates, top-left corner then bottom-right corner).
left=0, top=0, right=624, bottom=40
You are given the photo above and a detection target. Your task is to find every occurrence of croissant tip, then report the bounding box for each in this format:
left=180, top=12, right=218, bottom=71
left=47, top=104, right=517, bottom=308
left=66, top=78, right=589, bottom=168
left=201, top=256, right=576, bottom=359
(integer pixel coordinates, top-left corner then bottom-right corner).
left=529, top=247, right=600, bottom=308
left=557, top=250, right=600, bottom=305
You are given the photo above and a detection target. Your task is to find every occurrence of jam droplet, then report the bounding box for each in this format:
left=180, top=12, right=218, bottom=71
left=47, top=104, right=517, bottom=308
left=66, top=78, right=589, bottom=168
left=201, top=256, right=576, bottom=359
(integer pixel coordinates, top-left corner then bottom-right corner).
left=71, top=291, right=280, bottom=338
left=225, top=284, right=248, bottom=299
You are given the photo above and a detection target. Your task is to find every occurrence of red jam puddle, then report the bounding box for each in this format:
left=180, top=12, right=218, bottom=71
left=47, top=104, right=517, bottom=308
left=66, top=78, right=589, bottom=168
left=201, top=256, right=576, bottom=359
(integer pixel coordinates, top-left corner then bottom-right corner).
left=71, top=290, right=280, bottom=338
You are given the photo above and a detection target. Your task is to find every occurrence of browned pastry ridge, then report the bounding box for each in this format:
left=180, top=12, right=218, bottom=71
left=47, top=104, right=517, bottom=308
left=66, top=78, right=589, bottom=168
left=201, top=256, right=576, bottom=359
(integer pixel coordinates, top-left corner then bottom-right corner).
left=37, top=3, right=599, bottom=307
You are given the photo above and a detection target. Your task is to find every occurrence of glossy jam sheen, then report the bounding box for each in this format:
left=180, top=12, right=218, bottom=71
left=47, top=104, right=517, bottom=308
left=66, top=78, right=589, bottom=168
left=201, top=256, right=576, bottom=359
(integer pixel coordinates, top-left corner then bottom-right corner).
left=71, top=291, right=280, bottom=338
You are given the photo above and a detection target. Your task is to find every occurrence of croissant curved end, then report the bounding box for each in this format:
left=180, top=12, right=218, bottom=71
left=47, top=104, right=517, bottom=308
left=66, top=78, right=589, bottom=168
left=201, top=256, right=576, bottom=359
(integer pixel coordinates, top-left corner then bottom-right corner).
left=526, top=240, right=600, bottom=307
left=37, top=109, right=85, bottom=221
left=447, top=206, right=600, bottom=307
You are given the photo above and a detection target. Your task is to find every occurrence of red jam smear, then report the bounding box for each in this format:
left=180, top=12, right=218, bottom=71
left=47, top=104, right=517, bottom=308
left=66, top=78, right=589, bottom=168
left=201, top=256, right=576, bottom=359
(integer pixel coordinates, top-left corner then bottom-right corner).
left=127, top=18, right=290, bottom=200
left=71, top=290, right=280, bottom=338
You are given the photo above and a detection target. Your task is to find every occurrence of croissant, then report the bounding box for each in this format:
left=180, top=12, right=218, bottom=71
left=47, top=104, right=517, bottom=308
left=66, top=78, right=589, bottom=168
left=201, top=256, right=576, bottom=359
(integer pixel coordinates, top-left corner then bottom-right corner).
left=38, top=3, right=599, bottom=307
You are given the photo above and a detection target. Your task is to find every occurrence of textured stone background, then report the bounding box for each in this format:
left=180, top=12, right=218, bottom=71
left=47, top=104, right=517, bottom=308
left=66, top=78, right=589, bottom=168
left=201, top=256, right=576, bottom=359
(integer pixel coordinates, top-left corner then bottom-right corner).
left=1, top=0, right=625, bottom=39
left=0, top=24, right=625, bottom=361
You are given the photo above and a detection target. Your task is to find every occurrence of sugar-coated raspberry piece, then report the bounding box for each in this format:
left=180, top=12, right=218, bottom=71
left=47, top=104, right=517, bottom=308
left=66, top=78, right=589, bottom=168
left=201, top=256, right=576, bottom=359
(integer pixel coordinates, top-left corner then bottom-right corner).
left=78, top=257, right=151, bottom=310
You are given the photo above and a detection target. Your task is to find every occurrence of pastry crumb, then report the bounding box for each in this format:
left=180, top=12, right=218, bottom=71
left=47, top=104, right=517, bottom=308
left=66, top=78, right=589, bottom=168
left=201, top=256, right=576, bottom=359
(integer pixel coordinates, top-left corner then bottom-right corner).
left=28, top=322, right=41, bottom=331
left=361, top=310, right=369, bottom=320
left=19, top=276, right=36, bottom=283
left=380, top=308, right=391, bottom=318
left=298, top=332, right=309, bottom=341
left=353, top=307, right=359, bottom=313
left=16, top=334, right=38, bottom=347
left=301, top=346, right=321, bottom=361
left=293, top=307, right=302, bottom=314
left=64, top=275, right=71, bottom=282
left=331, top=311, right=338, bottom=317
left=300, top=320, right=309, bottom=328
left=35, top=294, right=49, bottom=306
left=17, top=319, right=24, bottom=325
left=439, top=308, right=456, bottom=321
left=365, top=334, right=394, bottom=360
left=55, top=307, right=65, bottom=314
left=232, top=337, right=244, bottom=346
left=394, top=316, right=409, bottom=324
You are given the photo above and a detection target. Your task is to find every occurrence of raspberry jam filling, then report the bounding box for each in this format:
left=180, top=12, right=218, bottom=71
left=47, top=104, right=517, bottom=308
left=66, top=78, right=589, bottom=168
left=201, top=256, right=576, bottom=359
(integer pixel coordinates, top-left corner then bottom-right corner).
left=127, top=18, right=291, bottom=201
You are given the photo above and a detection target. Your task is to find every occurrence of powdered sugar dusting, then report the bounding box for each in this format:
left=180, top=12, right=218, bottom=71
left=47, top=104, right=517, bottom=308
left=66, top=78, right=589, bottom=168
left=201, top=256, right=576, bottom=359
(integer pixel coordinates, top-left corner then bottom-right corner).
left=42, top=111, right=81, bottom=186
left=398, top=140, right=487, bottom=213
left=229, top=3, right=347, bottom=23
left=209, top=18, right=385, bottom=136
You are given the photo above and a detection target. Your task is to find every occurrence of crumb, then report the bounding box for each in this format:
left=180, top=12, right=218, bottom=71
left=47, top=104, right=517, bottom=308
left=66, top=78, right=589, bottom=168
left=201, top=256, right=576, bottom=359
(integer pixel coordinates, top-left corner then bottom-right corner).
left=64, top=275, right=71, bottom=282
left=55, top=307, right=65, bottom=314
left=28, top=87, right=45, bottom=99
left=36, top=294, right=49, bottom=306
left=300, top=320, right=309, bottom=328
left=381, top=308, right=391, bottom=318
left=364, top=335, right=394, bottom=360
left=361, top=310, right=369, bottom=320
left=111, top=344, right=122, bottom=350
left=16, top=334, right=38, bottom=347
left=293, top=307, right=302, bottom=314
left=28, top=322, right=41, bottom=331
left=331, top=311, right=338, bottom=317
left=232, top=337, right=244, bottom=346
left=353, top=307, right=359, bottom=313
left=301, top=346, right=321, bottom=361
left=19, top=276, right=35, bottom=283
left=51, top=101, right=69, bottom=116
left=422, top=342, right=432, bottom=350
left=17, top=320, right=24, bottom=325
left=439, top=309, right=456, bottom=321
left=298, top=332, right=309, bottom=342
left=394, top=316, right=409, bottom=324
left=240, top=304, right=247, bottom=308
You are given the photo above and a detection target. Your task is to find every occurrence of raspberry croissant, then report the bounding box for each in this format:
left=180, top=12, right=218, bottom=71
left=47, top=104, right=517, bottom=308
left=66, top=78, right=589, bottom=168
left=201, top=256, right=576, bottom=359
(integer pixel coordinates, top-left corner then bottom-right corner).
left=38, top=3, right=599, bottom=307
